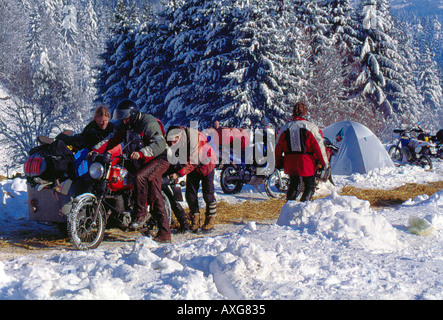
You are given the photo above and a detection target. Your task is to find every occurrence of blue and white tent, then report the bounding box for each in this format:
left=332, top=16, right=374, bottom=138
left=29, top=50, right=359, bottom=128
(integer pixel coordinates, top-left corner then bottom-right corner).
left=322, top=121, right=394, bottom=175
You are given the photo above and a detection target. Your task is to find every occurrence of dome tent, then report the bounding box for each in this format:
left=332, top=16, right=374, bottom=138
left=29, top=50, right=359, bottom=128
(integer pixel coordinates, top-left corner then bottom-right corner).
left=322, top=121, right=394, bottom=175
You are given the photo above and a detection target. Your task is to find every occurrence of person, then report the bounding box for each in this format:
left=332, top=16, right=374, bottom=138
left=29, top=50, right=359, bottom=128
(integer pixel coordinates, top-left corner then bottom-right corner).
left=38, top=105, right=116, bottom=150
left=166, top=125, right=217, bottom=233
left=93, top=99, right=171, bottom=243
left=161, top=167, right=190, bottom=234
left=275, top=102, right=329, bottom=201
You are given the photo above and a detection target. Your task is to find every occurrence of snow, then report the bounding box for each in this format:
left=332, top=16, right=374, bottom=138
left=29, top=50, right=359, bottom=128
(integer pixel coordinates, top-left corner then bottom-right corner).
left=0, top=161, right=442, bottom=300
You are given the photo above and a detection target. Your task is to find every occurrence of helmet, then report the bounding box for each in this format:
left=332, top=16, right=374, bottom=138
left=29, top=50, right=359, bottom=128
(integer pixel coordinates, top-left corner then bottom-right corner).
left=113, top=99, right=139, bottom=121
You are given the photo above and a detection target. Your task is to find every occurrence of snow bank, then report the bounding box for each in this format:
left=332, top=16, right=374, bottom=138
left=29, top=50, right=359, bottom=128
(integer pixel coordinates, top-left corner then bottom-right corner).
left=277, top=192, right=402, bottom=252
left=0, top=178, right=28, bottom=220
left=334, top=165, right=443, bottom=190
left=0, top=261, right=11, bottom=284
left=0, top=161, right=442, bottom=300
left=402, top=190, right=443, bottom=231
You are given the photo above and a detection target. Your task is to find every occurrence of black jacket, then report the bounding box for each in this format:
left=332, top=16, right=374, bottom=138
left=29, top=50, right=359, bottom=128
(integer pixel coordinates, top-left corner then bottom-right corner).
left=57, top=121, right=116, bottom=150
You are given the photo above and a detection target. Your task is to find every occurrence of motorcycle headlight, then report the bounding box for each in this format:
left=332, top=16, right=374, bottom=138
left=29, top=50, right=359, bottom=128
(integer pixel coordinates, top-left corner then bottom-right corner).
left=89, top=162, right=105, bottom=180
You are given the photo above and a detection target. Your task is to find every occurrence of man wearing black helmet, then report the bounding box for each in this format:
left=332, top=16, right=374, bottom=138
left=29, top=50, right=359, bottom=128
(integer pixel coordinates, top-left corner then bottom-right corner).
left=93, top=99, right=171, bottom=243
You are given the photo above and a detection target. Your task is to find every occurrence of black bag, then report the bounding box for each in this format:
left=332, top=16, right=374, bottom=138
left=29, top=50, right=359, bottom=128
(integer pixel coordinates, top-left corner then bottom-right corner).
left=27, top=139, right=77, bottom=181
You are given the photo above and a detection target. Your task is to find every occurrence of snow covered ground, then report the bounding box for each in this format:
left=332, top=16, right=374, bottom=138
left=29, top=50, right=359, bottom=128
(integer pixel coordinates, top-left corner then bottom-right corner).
left=0, top=161, right=442, bottom=301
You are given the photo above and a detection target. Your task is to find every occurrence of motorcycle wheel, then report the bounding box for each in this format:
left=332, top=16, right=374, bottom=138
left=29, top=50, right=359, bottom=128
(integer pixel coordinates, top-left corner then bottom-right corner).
left=146, top=191, right=173, bottom=230
left=68, top=195, right=106, bottom=250
left=220, top=164, right=243, bottom=194
left=388, top=145, right=402, bottom=164
left=264, top=169, right=288, bottom=198
left=417, top=155, right=433, bottom=170
left=162, top=190, right=173, bottom=225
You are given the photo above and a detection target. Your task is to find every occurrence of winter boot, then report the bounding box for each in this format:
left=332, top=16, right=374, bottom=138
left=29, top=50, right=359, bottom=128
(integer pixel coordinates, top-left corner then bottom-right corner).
left=130, top=214, right=149, bottom=231
left=300, top=189, right=315, bottom=202
left=201, top=215, right=216, bottom=233
left=190, top=212, right=201, bottom=233
left=153, top=232, right=171, bottom=243
left=202, top=201, right=216, bottom=233
left=175, top=204, right=191, bottom=233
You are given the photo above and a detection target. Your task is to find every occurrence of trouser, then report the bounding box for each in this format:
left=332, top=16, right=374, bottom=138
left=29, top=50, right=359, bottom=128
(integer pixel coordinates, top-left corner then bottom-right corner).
left=185, top=169, right=216, bottom=215
left=287, top=175, right=316, bottom=201
left=135, top=157, right=170, bottom=238
left=162, top=184, right=189, bottom=230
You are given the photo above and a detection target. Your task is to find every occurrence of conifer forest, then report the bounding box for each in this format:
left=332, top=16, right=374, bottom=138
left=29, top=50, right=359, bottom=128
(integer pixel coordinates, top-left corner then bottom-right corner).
left=0, top=0, right=442, bottom=163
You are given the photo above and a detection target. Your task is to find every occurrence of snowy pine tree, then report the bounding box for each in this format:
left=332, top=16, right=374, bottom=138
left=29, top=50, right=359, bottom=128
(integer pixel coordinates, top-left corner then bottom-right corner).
left=418, top=47, right=443, bottom=128
left=354, top=0, right=404, bottom=120
left=128, top=0, right=302, bottom=129
left=327, top=0, right=360, bottom=51
left=216, top=0, right=293, bottom=128
left=129, top=4, right=172, bottom=117
left=95, top=0, right=138, bottom=109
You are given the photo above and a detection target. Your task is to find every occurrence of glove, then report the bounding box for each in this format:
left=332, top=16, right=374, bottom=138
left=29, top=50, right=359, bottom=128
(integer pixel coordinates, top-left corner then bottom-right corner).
left=87, top=150, right=98, bottom=161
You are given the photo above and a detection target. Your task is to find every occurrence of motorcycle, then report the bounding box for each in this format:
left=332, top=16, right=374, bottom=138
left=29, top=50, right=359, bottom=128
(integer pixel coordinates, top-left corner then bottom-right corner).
left=219, top=161, right=279, bottom=198
left=428, top=129, right=443, bottom=159
left=219, top=135, right=338, bottom=199
left=217, top=129, right=281, bottom=198
left=25, top=140, right=181, bottom=250
left=388, top=127, right=434, bottom=170
left=67, top=150, right=179, bottom=250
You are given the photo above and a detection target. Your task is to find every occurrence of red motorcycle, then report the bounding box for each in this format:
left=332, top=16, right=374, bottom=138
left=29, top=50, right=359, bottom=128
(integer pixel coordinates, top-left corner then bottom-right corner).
left=67, top=151, right=175, bottom=250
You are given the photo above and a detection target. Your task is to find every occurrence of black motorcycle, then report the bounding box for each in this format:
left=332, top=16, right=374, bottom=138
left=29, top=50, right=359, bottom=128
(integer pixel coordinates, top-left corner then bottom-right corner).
left=218, top=130, right=281, bottom=198
left=219, top=137, right=338, bottom=199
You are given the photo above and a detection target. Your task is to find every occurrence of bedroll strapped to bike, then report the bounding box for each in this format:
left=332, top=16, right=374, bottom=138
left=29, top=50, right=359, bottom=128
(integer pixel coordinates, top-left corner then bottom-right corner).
left=24, top=139, right=78, bottom=182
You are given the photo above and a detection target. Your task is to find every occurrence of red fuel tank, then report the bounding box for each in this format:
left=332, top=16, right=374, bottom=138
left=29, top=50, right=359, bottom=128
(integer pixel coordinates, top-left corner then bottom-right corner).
left=108, top=165, right=133, bottom=191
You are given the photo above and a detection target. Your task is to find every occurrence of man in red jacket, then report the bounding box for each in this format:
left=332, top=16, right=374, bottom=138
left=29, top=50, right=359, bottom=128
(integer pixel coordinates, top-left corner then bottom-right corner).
left=275, top=102, right=329, bottom=201
left=166, top=125, right=217, bottom=233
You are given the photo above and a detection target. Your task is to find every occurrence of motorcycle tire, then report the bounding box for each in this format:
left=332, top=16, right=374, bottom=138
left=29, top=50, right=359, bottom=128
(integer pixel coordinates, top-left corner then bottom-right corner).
left=264, top=169, right=288, bottom=198
left=68, top=194, right=106, bottom=250
left=220, top=164, right=243, bottom=194
left=146, top=191, right=174, bottom=230
left=388, top=145, right=402, bottom=164
left=162, top=190, right=173, bottom=225
left=417, top=154, right=432, bottom=170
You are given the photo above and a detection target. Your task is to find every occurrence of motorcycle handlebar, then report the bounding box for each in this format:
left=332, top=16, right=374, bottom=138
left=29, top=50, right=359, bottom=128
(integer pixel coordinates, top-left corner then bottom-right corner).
left=393, top=128, right=423, bottom=135
left=89, top=151, right=131, bottom=164
left=161, top=176, right=186, bottom=187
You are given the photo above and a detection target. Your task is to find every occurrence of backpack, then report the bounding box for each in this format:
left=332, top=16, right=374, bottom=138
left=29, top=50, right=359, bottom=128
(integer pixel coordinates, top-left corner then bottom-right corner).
left=25, top=139, right=77, bottom=181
